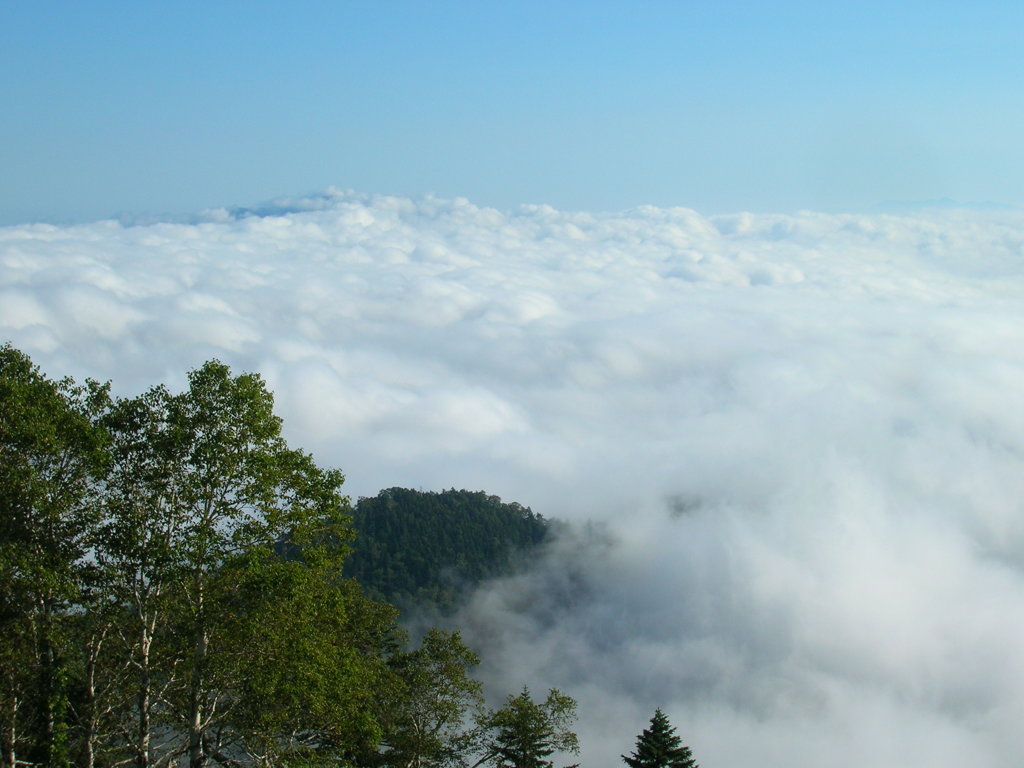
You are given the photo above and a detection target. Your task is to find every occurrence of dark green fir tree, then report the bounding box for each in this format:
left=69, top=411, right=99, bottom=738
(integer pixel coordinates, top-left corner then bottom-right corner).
left=621, top=709, right=698, bottom=768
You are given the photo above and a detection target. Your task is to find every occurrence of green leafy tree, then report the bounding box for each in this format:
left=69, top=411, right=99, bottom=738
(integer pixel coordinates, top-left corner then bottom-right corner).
left=97, top=382, right=186, bottom=768
left=621, top=710, right=697, bottom=768
left=471, top=688, right=578, bottom=768
left=97, top=360, right=361, bottom=768
left=379, top=629, right=483, bottom=768
left=69, top=584, right=135, bottom=768
left=221, top=546, right=402, bottom=766
left=0, top=345, right=108, bottom=768
left=167, top=361, right=352, bottom=768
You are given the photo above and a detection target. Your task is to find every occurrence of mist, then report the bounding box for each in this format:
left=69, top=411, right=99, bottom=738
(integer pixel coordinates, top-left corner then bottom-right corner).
left=3, top=190, right=1024, bottom=766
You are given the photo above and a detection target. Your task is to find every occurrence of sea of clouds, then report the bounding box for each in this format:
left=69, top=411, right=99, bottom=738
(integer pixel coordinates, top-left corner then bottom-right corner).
left=3, top=189, right=1024, bottom=767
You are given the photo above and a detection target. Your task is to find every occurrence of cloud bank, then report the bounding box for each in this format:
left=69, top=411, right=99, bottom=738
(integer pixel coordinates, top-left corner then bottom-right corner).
left=4, top=189, right=1024, bottom=766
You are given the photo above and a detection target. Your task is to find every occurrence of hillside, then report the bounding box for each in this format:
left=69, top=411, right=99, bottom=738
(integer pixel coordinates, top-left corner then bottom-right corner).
left=345, top=487, right=550, bottom=612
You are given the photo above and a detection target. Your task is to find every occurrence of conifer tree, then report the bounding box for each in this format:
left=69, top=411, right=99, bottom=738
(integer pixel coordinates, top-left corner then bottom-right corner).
left=621, top=710, right=697, bottom=768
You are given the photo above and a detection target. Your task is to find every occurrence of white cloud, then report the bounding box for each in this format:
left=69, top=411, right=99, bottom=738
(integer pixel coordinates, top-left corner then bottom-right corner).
left=0, top=290, right=51, bottom=330
left=4, top=191, right=1024, bottom=766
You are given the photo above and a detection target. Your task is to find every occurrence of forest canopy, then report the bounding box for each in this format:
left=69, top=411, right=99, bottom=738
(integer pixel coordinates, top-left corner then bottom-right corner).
left=346, top=487, right=550, bottom=612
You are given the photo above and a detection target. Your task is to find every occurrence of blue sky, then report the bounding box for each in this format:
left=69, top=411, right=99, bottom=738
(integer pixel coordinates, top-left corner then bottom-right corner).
left=3, top=0, right=1024, bottom=225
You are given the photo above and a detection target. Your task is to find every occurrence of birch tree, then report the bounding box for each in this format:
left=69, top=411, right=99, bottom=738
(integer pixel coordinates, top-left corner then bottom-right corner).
left=99, top=360, right=352, bottom=768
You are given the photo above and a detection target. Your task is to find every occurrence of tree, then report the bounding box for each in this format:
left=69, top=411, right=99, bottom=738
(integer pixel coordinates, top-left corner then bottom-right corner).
left=0, top=344, right=109, bottom=768
left=221, top=548, right=402, bottom=766
left=167, top=360, right=353, bottom=768
left=69, top=583, right=135, bottom=768
left=97, top=360, right=360, bottom=768
left=379, top=629, right=483, bottom=768
left=621, top=710, right=697, bottom=768
left=97, top=383, right=183, bottom=768
left=472, top=688, right=578, bottom=768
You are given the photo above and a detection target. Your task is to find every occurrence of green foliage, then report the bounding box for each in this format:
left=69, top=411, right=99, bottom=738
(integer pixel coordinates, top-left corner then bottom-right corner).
left=221, top=548, right=401, bottom=765
left=473, top=688, right=579, bottom=768
left=97, top=359, right=363, bottom=767
left=378, top=629, right=484, bottom=768
left=346, top=488, right=549, bottom=612
left=0, top=347, right=586, bottom=768
left=0, top=343, right=109, bottom=768
left=0, top=348, right=406, bottom=768
left=622, top=710, right=698, bottom=768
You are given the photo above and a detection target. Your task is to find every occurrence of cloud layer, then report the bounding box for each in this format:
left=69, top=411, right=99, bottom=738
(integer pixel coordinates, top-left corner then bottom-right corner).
left=4, top=190, right=1024, bottom=766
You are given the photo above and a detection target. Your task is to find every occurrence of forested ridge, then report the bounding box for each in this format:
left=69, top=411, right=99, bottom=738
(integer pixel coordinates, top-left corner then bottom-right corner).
left=346, top=488, right=549, bottom=612
left=0, top=345, right=699, bottom=768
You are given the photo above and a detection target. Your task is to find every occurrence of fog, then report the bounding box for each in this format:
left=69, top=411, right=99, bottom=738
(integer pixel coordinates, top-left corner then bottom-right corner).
left=3, top=190, right=1024, bottom=766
